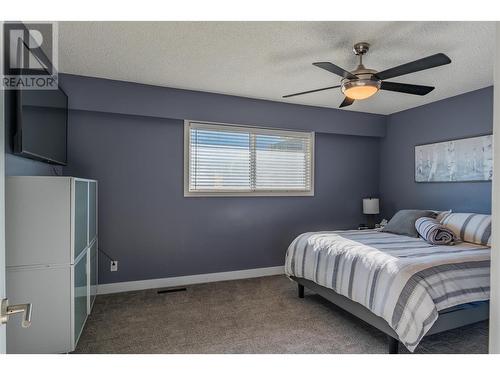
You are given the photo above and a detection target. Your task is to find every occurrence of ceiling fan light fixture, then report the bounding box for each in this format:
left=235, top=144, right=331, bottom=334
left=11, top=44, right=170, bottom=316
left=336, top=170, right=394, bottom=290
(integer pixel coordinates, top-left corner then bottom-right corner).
left=283, top=42, right=451, bottom=109
left=342, top=79, right=381, bottom=100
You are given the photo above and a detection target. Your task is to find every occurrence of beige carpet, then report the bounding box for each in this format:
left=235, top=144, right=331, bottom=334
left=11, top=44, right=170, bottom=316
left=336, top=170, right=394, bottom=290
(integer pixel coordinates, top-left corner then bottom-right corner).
left=75, top=275, right=488, bottom=354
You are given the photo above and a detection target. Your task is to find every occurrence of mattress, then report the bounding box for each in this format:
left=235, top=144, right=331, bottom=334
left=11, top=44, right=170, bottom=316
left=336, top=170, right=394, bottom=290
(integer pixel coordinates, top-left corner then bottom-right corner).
left=285, top=229, right=490, bottom=352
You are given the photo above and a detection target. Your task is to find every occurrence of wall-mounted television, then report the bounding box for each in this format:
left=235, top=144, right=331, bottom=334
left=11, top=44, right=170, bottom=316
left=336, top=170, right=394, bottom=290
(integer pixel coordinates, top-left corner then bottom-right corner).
left=14, top=86, right=68, bottom=166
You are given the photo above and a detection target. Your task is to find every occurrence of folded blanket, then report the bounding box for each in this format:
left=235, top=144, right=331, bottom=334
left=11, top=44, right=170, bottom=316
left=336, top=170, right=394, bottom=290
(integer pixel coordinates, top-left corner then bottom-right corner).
left=415, top=217, right=456, bottom=245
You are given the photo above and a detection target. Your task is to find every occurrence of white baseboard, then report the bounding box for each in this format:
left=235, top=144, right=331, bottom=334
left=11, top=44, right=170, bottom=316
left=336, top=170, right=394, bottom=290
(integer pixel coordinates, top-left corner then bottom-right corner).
left=97, top=265, right=285, bottom=295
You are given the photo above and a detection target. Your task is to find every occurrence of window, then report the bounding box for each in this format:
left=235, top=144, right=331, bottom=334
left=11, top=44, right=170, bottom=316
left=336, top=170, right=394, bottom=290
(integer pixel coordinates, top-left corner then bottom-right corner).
left=184, top=121, right=314, bottom=196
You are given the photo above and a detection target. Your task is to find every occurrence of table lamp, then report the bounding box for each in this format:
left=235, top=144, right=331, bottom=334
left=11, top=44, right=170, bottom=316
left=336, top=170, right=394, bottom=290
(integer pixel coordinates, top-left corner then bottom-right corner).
left=362, top=198, right=380, bottom=229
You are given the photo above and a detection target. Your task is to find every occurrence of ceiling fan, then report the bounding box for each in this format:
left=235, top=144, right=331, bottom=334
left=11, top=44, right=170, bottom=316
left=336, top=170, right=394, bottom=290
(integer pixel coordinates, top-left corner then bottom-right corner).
left=283, top=42, right=451, bottom=108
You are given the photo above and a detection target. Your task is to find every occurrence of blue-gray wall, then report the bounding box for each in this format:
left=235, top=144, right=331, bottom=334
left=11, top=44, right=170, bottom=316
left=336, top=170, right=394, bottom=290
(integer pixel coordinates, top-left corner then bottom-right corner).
left=55, top=74, right=385, bottom=283
left=379, top=87, right=493, bottom=217
left=4, top=73, right=493, bottom=285
left=5, top=154, right=61, bottom=176
left=60, top=74, right=386, bottom=138
left=64, top=110, right=380, bottom=284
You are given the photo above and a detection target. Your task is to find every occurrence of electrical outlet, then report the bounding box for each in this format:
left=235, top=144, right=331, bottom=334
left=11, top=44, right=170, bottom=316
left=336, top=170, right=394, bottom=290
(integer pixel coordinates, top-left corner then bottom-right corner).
left=110, top=260, right=118, bottom=272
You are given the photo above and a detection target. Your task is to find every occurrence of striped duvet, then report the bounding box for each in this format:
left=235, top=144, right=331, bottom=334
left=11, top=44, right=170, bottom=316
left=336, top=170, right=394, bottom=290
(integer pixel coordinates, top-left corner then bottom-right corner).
left=285, top=229, right=490, bottom=352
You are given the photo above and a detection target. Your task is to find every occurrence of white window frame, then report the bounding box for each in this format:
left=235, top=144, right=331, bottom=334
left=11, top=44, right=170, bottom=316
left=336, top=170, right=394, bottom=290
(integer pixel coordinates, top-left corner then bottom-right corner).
left=184, top=120, right=315, bottom=197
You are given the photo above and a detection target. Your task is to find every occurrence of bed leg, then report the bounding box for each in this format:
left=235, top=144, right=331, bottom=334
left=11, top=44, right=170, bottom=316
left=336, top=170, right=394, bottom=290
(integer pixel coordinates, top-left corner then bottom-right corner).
left=388, top=336, right=399, bottom=354
left=298, top=283, right=305, bottom=298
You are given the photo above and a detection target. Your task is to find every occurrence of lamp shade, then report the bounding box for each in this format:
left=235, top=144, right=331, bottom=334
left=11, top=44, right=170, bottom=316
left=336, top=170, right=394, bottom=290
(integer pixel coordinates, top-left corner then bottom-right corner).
left=363, top=198, right=380, bottom=214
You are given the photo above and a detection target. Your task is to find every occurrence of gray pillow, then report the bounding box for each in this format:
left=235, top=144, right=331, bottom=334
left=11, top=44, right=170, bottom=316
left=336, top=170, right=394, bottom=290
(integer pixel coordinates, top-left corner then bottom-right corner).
left=381, top=209, right=437, bottom=238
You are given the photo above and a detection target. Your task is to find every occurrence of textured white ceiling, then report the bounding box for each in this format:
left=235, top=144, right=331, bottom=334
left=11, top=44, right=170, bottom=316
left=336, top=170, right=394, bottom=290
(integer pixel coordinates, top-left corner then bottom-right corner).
left=58, top=21, right=494, bottom=115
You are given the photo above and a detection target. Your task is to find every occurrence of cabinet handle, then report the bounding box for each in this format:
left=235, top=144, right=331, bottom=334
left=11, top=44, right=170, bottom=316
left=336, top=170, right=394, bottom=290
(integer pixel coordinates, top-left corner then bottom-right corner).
left=1, top=298, right=33, bottom=328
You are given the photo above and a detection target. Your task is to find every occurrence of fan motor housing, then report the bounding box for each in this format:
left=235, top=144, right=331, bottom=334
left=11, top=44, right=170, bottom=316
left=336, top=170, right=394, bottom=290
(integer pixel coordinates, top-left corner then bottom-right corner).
left=342, top=66, right=380, bottom=89
left=342, top=66, right=381, bottom=100
left=341, top=78, right=381, bottom=97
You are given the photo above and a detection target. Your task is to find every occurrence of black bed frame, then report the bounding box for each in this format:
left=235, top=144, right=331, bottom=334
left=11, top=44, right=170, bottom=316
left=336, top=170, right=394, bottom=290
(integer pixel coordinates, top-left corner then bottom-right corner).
left=292, top=277, right=489, bottom=354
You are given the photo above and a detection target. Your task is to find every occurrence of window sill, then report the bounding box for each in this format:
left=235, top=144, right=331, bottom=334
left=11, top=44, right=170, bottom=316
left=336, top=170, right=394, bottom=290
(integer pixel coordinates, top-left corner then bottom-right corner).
left=183, top=190, right=315, bottom=197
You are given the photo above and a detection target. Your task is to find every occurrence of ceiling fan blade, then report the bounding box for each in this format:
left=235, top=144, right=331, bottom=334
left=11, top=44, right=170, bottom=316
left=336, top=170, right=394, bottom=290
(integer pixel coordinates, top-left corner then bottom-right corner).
left=374, top=53, right=451, bottom=80
left=380, top=81, right=435, bottom=96
left=339, top=96, right=354, bottom=108
left=282, top=85, right=341, bottom=98
left=313, top=62, right=358, bottom=80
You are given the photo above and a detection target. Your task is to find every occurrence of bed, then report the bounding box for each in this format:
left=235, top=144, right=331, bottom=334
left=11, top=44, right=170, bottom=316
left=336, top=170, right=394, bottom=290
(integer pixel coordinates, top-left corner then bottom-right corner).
left=285, top=229, right=490, bottom=353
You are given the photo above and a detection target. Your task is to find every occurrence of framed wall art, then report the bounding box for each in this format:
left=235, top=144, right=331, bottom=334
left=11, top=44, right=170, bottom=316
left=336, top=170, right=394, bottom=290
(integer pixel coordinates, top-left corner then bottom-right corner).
left=415, top=134, right=492, bottom=182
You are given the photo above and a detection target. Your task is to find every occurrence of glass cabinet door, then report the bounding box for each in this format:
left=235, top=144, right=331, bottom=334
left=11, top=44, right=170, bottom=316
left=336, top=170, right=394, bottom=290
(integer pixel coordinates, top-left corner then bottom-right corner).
left=89, top=181, right=97, bottom=243
left=74, top=180, right=89, bottom=259
left=74, top=251, right=88, bottom=345
left=88, top=240, right=97, bottom=313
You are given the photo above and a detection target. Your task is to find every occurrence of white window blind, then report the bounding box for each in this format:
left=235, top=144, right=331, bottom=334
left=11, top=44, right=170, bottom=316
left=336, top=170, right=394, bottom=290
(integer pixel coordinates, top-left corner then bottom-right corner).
left=185, top=121, right=314, bottom=196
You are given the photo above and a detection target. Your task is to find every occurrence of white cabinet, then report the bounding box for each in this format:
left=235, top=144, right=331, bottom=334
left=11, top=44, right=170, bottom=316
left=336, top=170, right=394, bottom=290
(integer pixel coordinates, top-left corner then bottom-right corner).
left=74, top=179, right=89, bottom=260
left=6, top=177, right=72, bottom=266
left=5, top=176, right=98, bottom=353
left=6, top=265, right=72, bottom=353
left=87, top=181, right=98, bottom=313
left=73, top=251, right=88, bottom=344
left=88, top=239, right=98, bottom=312
left=89, top=181, right=97, bottom=245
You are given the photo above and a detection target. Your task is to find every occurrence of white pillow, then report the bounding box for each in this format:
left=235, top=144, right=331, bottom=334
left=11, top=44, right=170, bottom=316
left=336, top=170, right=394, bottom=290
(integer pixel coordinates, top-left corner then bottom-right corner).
left=435, top=209, right=452, bottom=223
left=440, top=212, right=491, bottom=246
